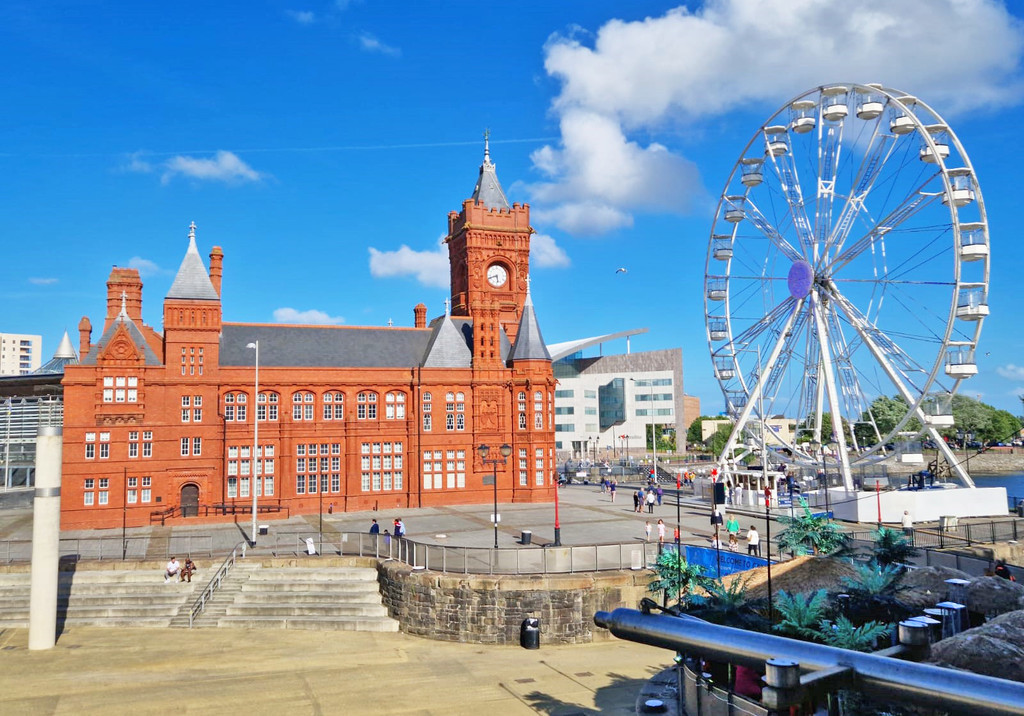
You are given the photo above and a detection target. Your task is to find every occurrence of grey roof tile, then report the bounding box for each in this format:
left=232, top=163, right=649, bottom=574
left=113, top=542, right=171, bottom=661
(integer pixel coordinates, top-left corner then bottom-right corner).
left=471, top=140, right=511, bottom=210
left=422, top=315, right=473, bottom=368
left=82, top=313, right=163, bottom=366
left=220, top=324, right=435, bottom=368
left=510, top=287, right=551, bottom=362
left=167, top=226, right=219, bottom=301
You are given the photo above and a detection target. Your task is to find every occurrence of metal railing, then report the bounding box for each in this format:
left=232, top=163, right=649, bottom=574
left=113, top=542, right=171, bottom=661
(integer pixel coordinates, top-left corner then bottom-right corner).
left=846, top=518, right=1021, bottom=549
left=188, top=540, right=246, bottom=628
left=259, top=531, right=663, bottom=574
left=0, top=534, right=216, bottom=564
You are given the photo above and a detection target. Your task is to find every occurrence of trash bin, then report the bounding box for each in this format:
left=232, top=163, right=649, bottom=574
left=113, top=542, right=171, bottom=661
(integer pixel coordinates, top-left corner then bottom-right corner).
left=521, top=530, right=532, bottom=545
left=520, top=617, right=540, bottom=649
left=1017, top=500, right=1024, bottom=518
left=258, top=525, right=269, bottom=536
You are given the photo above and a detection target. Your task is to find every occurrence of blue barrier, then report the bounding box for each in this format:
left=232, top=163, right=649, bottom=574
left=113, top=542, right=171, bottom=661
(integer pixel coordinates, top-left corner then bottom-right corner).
left=683, top=545, right=769, bottom=577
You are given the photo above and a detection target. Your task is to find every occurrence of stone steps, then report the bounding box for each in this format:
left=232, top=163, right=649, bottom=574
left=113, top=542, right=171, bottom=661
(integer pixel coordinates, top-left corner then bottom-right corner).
left=213, top=616, right=399, bottom=632
left=225, top=604, right=389, bottom=617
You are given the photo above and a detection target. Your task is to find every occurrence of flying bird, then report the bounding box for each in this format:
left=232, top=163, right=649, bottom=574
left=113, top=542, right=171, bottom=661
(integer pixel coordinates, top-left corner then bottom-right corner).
left=615, top=267, right=628, bottom=274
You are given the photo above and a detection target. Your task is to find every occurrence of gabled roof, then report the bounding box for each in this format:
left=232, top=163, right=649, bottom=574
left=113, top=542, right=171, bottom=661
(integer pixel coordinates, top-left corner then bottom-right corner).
left=470, top=136, right=511, bottom=210
left=82, top=302, right=162, bottom=366
left=510, top=283, right=550, bottom=362
left=422, top=309, right=473, bottom=368
left=166, top=223, right=219, bottom=301
left=34, top=331, right=79, bottom=374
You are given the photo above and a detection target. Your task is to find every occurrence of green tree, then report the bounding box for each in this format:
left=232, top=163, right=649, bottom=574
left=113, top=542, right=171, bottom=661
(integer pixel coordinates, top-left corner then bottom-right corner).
left=694, top=576, right=768, bottom=632
left=708, top=423, right=733, bottom=456
left=772, top=589, right=830, bottom=641
left=647, top=549, right=714, bottom=607
left=854, top=395, right=919, bottom=445
left=870, top=526, right=919, bottom=567
left=951, top=394, right=992, bottom=441
left=686, top=416, right=710, bottom=447
left=776, top=499, right=849, bottom=556
left=990, top=409, right=1021, bottom=443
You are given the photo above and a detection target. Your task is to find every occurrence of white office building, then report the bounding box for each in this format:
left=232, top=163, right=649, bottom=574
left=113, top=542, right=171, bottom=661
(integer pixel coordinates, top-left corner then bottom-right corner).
left=548, top=329, right=688, bottom=460
left=0, top=333, right=42, bottom=376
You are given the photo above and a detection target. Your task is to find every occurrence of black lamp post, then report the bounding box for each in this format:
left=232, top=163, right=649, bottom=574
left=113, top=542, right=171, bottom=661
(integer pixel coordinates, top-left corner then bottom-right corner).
left=479, top=443, right=512, bottom=549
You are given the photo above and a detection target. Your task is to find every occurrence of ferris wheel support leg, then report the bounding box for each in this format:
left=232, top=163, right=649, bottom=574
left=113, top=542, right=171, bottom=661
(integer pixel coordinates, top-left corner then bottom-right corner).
left=921, top=421, right=975, bottom=488
left=811, top=296, right=855, bottom=491
left=715, top=301, right=805, bottom=471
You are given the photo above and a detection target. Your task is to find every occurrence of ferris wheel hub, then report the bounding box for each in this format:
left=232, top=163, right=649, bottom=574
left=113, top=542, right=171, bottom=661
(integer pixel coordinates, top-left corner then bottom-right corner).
left=787, top=260, right=814, bottom=299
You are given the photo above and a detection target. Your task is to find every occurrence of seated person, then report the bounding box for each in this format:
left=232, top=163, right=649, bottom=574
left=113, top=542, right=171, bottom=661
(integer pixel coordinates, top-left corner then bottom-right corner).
left=181, top=558, right=196, bottom=583
left=164, top=556, right=181, bottom=583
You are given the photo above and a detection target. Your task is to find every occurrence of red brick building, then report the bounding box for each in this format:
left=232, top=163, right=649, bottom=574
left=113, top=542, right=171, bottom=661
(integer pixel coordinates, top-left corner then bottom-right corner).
left=61, top=145, right=556, bottom=529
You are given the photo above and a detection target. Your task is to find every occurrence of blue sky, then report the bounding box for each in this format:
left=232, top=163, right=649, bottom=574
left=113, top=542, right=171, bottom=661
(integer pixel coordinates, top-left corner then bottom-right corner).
left=3, top=0, right=1024, bottom=418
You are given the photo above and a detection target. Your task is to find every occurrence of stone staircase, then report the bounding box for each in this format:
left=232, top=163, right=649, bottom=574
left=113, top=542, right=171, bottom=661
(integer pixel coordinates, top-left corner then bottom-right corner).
left=0, top=567, right=199, bottom=628
left=193, top=564, right=399, bottom=632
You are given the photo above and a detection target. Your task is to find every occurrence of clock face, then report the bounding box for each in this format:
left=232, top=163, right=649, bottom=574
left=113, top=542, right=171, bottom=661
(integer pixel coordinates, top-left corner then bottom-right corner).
left=487, top=264, right=508, bottom=288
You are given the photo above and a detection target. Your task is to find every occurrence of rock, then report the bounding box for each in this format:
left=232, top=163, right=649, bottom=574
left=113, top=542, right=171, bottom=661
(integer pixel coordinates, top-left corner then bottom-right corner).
left=930, top=609, right=1024, bottom=683
left=965, top=576, right=1024, bottom=619
left=899, top=565, right=971, bottom=609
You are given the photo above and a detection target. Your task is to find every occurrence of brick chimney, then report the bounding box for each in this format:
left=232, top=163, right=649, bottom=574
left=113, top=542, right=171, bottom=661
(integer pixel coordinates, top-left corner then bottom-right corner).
left=209, top=246, right=223, bottom=297
left=78, top=316, right=92, bottom=360
left=105, top=268, right=143, bottom=332
left=414, top=303, right=427, bottom=328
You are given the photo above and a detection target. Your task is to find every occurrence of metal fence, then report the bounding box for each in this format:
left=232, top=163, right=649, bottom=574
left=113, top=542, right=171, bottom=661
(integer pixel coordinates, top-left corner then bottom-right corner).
left=0, top=534, right=217, bottom=564
left=846, top=518, right=1021, bottom=550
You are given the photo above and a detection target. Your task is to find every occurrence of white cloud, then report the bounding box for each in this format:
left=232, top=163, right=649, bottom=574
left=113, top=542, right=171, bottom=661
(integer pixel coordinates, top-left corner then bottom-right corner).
left=358, top=32, right=400, bottom=57
left=286, top=10, right=315, bottom=24
left=997, top=364, right=1024, bottom=381
left=28, top=277, right=58, bottom=285
left=126, top=257, right=163, bottom=277
left=161, top=151, right=264, bottom=185
left=368, top=242, right=449, bottom=288
left=272, top=307, right=345, bottom=325
left=532, top=0, right=1024, bottom=234
left=530, top=233, right=571, bottom=268
left=122, top=151, right=153, bottom=174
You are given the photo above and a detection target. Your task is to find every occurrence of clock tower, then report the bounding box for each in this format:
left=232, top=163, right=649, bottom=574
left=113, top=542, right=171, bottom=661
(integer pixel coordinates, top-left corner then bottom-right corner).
left=446, top=136, right=533, bottom=353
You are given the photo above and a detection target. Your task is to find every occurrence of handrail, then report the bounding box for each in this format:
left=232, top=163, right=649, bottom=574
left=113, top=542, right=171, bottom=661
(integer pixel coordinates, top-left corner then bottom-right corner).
left=188, top=540, right=246, bottom=628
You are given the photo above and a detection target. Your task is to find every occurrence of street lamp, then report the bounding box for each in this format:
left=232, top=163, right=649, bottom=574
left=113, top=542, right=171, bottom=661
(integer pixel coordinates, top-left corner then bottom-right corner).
left=246, top=341, right=259, bottom=546
left=478, top=443, right=512, bottom=549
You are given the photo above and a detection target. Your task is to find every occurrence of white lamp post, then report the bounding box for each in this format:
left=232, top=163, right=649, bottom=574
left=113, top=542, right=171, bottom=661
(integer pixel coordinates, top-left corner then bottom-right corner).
left=246, top=341, right=259, bottom=545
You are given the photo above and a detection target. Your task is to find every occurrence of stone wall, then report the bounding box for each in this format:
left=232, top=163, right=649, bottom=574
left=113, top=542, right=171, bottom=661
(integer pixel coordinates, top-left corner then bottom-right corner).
left=377, top=561, right=652, bottom=644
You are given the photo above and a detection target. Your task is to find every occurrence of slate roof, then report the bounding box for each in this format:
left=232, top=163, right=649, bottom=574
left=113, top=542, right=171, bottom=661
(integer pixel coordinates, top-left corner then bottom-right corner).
left=470, top=139, right=511, bottom=210
left=221, top=324, right=436, bottom=368
left=509, top=285, right=551, bottom=362
left=166, top=225, right=220, bottom=301
left=82, top=311, right=163, bottom=366
left=422, top=313, right=473, bottom=368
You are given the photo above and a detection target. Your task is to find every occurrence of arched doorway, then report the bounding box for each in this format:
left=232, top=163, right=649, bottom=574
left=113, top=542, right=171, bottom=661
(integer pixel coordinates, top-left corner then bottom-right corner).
left=180, top=483, right=200, bottom=518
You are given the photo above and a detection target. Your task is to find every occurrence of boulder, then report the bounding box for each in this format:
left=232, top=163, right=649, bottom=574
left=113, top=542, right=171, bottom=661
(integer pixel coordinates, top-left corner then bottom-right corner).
left=965, top=576, right=1024, bottom=619
left=930, top=609, right=1024, bottom=683
left=899, top=565, right=971, bottom=609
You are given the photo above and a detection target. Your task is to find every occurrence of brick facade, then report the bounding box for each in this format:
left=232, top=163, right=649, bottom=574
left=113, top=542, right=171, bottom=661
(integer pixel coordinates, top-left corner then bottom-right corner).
left=60, top=151, right=556, bottom=530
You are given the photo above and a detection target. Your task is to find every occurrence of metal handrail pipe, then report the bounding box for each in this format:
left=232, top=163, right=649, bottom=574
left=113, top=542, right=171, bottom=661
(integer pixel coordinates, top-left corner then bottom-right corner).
left=594, top=608, right=1024, bottom=716
left=188, top=540, right=245, bottom=628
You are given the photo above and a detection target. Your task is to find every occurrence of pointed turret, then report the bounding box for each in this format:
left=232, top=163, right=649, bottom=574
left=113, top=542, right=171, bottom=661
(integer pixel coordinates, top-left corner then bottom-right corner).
left=470, top=131, right=511, bottom=210
left=167, top=222, right=219, bottom=300
left=422, top=300, right=472, bottom=368
left=509, top=278, right=550, bottom=362
left=34, top=331, right=80, bottom=374
left=82, top=292, right=162, bottom=366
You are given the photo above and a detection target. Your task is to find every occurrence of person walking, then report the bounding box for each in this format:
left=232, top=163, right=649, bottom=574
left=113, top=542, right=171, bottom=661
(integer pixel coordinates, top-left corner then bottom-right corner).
left=657, top=518, right=666, bottom=544
left=901, top=510, right=914, bottom=537
left=710, top=507, right=724, bottom=529
left=656, top=485, right=664, bottom=506
left=746, top=526, right=761, bottom=557
left=644, top=520, right=652, bottom=542
left=394, top=518, right=405, bottom=538
left=733, top=483, right=743, bottom=507
left=369, top=519, right=380, bottom=535
left=609, top=480, right=617, bottom=502
left=726, top=513, right=740, bottom=541
left=646, top=489, right=657, bottom=514
left=634, top=489, right=644, bottom=514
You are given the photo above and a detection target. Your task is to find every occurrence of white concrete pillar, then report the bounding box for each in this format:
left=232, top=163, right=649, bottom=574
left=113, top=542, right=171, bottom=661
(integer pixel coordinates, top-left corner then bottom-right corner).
left=29, top=426, right=62, bottom=650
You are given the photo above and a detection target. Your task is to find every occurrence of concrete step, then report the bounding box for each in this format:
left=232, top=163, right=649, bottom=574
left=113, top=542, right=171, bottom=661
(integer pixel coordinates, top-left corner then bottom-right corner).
left=233, top=592, right=382, bottom=604
left=0, top=616, right=175, bottom=628
left=244, top=568, right=377, bottom=581
left=238, top=581, right=380, bottom=593
left=214, top=616, right=399, bottom=632
left=224, top=604, right=389, bottom=617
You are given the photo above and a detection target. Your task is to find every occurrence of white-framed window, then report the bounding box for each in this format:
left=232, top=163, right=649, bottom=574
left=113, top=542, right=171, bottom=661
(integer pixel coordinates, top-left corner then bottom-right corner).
left=536, top=447, right=545, bottom=485
left=385, top=392, right=405, bottom=419
left=99, top=443, right=109, bottom=459
left=142, top=431, right=153, bottom=458
left=227, top=477, right=237, bottom=498
left=181, top=438, right=189, bottom=456
left=193, top=437, right=201, bottom=456
left=182, top=395, right=191, bottom=407
left=98, top=491, right=109, bottom=505
left=181, top=409, right=190, bottom=423
left=141, top=488, right=151, bottom=503
left=127, top=489, right=137, bottom=504
left=357, top=392, right=377, bottom=419
left=534, top=391, right=544, bottom=429
left=85, top=444, right=95, bottom=459
left=323, top=391, right=344, bottom=420
left=84, top=478, right=94, bottom=489
left=84, top=492, right=94, bottom=506
left=296, top=474, right=306, bottom=494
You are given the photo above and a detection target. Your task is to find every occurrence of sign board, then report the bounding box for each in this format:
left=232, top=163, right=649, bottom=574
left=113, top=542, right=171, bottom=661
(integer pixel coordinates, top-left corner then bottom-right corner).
left=490, top=514, right=501, bottom=524
left=482, top=475, right=495, bottom=486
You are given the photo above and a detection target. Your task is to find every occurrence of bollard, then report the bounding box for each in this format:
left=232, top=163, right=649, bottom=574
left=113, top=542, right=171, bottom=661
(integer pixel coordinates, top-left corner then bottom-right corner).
left=762, top=658, right=803, bottom=711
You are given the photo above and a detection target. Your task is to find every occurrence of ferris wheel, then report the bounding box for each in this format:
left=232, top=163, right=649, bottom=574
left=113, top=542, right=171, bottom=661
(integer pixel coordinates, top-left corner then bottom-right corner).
left=704, top=83, right=989, bottom=489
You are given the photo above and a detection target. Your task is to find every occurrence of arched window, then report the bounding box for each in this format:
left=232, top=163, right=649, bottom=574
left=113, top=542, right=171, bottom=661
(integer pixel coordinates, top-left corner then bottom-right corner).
left=357, top=392, right=378, bottom=420
left=422, top=392, right=432, bottom=431
left=534, top=391, right=543, bottom=429
left=293, top=392, right=314, bottom=421
left=323, top=391, right=344, bottom=420
left=385, top=392, right=406, bottom=419
left=518, top=391, right=527, bottom=430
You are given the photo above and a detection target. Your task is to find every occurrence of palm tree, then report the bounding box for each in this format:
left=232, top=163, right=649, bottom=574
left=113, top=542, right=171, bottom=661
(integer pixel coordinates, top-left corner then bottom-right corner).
left=838, top=560, right=914, bottom=626
left=817, top=615, right=891, bottom=652
left=648, top=548, right=713, bottom=607
left=694, top=576, right=769, bottom=632
left=776, top=498, right=849, bottom=556
left=772, top=589, right=829, bottom=641
left=870, top=526, right=919, bottom=566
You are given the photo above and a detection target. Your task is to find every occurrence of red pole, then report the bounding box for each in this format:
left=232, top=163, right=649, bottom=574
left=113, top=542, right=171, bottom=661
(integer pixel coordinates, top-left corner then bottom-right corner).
left=553, top=474, right=562, bottom=546
left=876, top=479, right=882, bottom=525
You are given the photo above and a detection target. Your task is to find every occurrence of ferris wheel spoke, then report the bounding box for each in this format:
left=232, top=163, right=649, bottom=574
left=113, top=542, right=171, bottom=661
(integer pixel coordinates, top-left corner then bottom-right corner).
left=828, top=189, right=943, bottom=274
left=741, top=200, right=805, bottom=263
left=811, top=294, right=855, bottom=487
left=764, top=144, right=815, bottom=257
left=825, top=130, right=900, bottom=259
